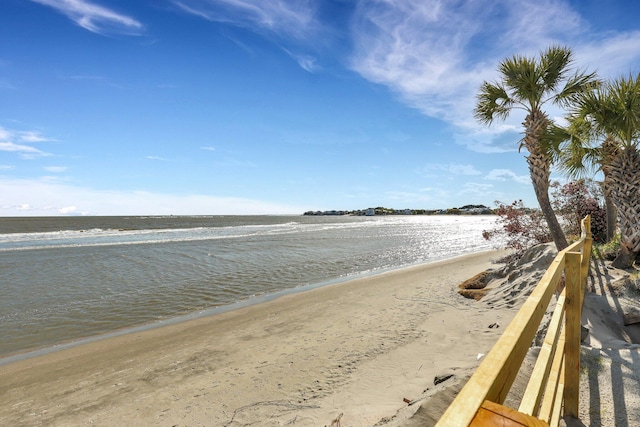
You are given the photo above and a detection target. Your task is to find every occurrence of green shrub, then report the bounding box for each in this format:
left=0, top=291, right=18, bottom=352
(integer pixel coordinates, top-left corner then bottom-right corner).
left=593, top=233, right=621, bottom=261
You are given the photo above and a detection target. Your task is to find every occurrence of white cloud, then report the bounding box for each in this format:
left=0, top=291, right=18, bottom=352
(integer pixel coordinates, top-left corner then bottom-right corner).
left=173, top=0, right=316, bottom=40
left=422, top=163, right=481, bottom=176
left=66, top=74, right=124, bottom=89
left=200, top=146, right=216, bottom=151
left=58, top=206, right=80, bottom=215
left=31, top=0, right=144, bottom=36
left=0, top=126, right=55, bottom=158
left=448, top=163, right=482, bottom=176
left=485, top=169, right=530, bottom=184
left=19, top=130, right=55, bottom=143
left=172, top=0, right=322, bottom=71
left=0, top=126, right=12, bottom=140
left=350, top=0, right=489, bottom=123
left=384, top=190, right=432, bottom=204
left=283, top=48, right=318, bottom=73
left=0, top=142, right=51, bottom=159
left=575, top=31, right=640, bottom=79
left=0, top=165, right=15, bottom=170
left=348, top=0, right=640, bottom=152
left=0, top=178, right=303, bottom=216
left=349, top=0, right=585, bottom=125
left=44, top=166, right=68, bottom=173
left=458, top=182, right=497, bottom=200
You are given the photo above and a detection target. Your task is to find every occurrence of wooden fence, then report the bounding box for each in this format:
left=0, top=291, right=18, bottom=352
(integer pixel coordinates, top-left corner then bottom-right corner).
left=436, top=216, right=593, bottom=427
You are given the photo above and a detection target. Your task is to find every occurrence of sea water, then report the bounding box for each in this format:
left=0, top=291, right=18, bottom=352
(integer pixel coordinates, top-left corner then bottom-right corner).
left=0, top=215, right=497, bottom=359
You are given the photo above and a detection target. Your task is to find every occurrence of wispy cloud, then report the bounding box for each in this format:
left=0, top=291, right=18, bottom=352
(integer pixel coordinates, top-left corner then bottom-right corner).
left=283, top=48, right=318, bottom=73
left=349, top=1, right=586, bottom=125
left=31, top=0, right=144, bottom=36
left=421, top=163, right=482, bottom=176
left=44, top=166, right=68, bottom=173
left=0, top=178, right=303, bottom=216
left=173, top=0, right=316, bottom=40
left=458, top=182, right=499, bottom=201
left=0, top=126, right=11, bottom=140
left=173, top=0, right=322, bottom=72
left=575, top=31, right=640, bottom=79
left=0, top=142, right=52, bottom=159
left=64, top=74, right=125, bottom=90
left=485, top=169, right=530, bottom=184
left=0, top=126, right=55, bottom=158
left=350, top=0, right=490, bottom=123
left=200, top=146, right=216, bottom=151
left=19, top=130, right=56, bottom=143
left=348, top=0, right=640, bottom=151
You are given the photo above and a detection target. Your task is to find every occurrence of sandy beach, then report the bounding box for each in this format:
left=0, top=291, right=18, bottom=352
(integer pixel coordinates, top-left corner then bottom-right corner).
left=0, top=250, right=518, bottom=426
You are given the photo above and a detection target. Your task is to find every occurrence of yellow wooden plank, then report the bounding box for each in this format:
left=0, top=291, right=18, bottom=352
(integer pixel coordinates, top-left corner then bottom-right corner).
left=471, top=400, right=549, bottom=427
left=564, top=251, right=582, bottom=417
left=436, top=253, right=566, bottom=426
left=539, top=330, right=565, bottom=421
left=519, top=291, right=566, bottom=415
left=549, top=362, right=566, bottom=427
left=435, top=216, right=591, bottom=427
left=580, top=234, right=593, bottom=309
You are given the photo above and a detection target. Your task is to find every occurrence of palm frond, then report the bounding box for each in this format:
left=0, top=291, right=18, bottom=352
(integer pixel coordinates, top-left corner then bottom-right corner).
left=545, top=121, right=599, bottom=179
left=559, top=140, right=599, bottom=179
left=554, top=72, right=600, bottom=107
left=539, top=45, right=572, bottom=90
left=573, top=74, right=640, bottom=149
left=608, top=74, right=640, bottom=147
left=474, top=81, right=513, bottom=124
left=500, top=55, right=541, bottom=109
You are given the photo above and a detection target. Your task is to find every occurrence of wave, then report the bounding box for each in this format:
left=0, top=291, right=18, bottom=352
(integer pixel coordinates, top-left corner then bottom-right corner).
left=0, top=220, right=385, bottom=252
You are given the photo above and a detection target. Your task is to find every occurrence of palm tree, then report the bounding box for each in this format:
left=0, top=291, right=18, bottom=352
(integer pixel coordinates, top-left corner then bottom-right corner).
left=475, top=45, right=597, bottom=251
left=548, top=118, right=618, bottom=242
left=569, top=74, right=640, bottom=268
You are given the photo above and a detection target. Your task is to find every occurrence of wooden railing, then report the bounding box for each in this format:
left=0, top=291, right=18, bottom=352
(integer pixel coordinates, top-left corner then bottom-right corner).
left=436, top=216, right=592, bottom=427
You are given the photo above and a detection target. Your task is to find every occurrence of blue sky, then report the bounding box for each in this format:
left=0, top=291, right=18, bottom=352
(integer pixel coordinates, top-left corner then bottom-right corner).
left=1, top=0, right=640, bottom=216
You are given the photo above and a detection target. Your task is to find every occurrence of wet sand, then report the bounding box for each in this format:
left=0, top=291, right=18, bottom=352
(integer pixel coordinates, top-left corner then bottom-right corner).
left=0, top=250, right=514, bottom=426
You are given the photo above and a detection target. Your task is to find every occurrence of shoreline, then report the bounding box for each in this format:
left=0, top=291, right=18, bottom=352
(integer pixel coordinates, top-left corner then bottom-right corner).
left=0, top=249, right=514, bottom=426
left=0, top=249, right=494, bottom=367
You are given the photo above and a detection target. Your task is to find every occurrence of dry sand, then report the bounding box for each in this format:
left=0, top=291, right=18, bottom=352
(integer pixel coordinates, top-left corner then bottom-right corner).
left=567, top=256, right=640, bottom=427
left=5, top=245, right=636, bottom=427
left=0, top=250, right=517, bottom=427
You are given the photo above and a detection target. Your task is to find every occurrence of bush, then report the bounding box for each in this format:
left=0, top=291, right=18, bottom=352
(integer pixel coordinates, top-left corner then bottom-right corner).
left=483, top=179, right=608, bottom=260
left=482, top=200, right=552, bottom=258
left=551, top=180, right=607, bottom=242
left=593, top=233, right=621, bottom=261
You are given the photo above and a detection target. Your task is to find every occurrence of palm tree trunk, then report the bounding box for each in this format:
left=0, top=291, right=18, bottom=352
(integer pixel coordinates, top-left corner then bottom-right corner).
left=609, top=147, right=640, bottom=268
left=604, top=190, right=618, bottom=242
left=524, top=110, right=569, bottom=251
left=601, top=137, right=619, bottom=242
left=528, top=153, right=569, bottom=250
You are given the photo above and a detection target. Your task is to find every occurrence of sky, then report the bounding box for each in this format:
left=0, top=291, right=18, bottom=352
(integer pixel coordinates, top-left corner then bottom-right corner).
left=2, top=0, right=640, bottom=216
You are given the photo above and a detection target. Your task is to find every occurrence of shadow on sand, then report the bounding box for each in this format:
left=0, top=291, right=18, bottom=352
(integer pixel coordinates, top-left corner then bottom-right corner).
left=567, top=255, right=640, bottom=427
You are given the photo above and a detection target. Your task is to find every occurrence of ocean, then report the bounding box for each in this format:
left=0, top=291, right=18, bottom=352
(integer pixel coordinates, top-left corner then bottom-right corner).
left=0, top=215, right=497, bottom=361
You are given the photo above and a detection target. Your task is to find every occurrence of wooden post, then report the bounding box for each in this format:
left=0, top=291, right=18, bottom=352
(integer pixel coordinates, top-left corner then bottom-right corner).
left=580, top=216, right=593, bottom=309
left=564, top=251, right=582, bottom=417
